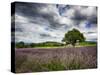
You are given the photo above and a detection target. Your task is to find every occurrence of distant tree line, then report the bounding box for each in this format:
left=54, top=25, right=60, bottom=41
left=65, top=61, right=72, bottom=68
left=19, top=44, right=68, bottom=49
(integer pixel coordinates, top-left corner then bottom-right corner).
left=15, top=41, right=64, bottom=48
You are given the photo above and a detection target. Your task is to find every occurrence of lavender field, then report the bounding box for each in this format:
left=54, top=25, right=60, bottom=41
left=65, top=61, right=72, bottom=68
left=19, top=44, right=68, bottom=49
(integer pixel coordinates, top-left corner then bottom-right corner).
left=15, top=46, right=97, bottom=73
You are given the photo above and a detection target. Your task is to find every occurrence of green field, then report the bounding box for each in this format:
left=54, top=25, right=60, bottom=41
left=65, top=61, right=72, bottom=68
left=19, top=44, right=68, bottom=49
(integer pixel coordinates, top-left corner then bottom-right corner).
left=79, top=42, right=97, bottom=46
left=15, top=41, right=97, bottom=48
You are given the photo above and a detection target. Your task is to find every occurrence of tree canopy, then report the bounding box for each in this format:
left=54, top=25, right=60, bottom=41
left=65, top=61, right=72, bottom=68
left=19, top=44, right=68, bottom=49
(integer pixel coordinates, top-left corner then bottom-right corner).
left=62, top=28, right=85, bottom=46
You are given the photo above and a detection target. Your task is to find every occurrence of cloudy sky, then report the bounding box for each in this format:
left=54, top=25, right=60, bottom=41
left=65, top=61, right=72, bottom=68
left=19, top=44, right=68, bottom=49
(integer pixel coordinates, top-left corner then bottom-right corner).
left=12, top=2, right=97, bottom=43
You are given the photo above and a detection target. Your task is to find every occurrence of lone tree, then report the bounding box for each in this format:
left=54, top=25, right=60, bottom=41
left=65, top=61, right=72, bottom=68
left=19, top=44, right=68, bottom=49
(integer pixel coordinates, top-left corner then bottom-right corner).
left=62, top=28, right=85, bottom=46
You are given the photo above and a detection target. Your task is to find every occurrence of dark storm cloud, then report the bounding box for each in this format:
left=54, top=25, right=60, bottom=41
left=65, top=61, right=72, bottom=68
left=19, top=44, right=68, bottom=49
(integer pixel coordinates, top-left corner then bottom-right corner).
left=60, top=5, right=97, bottom=27
left=15, top=2, right=46, bottom=17
left=40, top=33, right=51, bottom=37
left=72, top=11, right=97, bottom=26
left=69, top=6, right=97, bottom=27
left=15, top=2, right=69, bottom=30
left=84, top=31, right=96, bottom=34
left=71, top=11, right=87, bottom=25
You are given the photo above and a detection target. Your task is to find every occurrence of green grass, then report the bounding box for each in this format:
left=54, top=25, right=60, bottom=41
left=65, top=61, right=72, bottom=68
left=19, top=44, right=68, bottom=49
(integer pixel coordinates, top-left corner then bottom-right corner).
left=33, top=46, right=65, bottom=49
left=79, top=42, right=97, bottom=46
left=16, top=41, right=97, bottom=48
left=29, top=42, right=97, bottom=48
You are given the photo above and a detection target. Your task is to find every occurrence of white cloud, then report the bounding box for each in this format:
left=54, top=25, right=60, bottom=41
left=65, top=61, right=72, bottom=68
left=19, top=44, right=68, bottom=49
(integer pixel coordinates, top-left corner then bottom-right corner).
left=80, top=7, right=97, bottom=17
left=84, top=32, right=97, bottom=41
left=62, top=7, right=75, bottom=18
